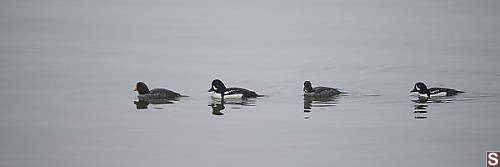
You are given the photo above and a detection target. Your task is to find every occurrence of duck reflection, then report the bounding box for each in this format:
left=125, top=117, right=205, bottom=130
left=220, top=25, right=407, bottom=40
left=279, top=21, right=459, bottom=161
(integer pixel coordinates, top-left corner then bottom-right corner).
left=208, top=97, right=256, bottom=116
left=209, top=102, right=225, bottom=115
left=410, top=97, right=455, bottom=119
left=134, top=100, right=150, bottom=109
left=412, top=100, right=428, bottom=119
left=303, top=95, right=340, bottom=119
left=133, top=99, right=175, bottom=110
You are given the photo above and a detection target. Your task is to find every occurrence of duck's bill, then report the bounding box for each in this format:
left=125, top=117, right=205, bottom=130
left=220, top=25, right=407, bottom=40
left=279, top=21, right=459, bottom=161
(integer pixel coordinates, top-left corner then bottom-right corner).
left=410, top=88, right=417, bottom=92
left=208, top=88, right=214, bottom=92
left=133, top=88, right=137, bottom=91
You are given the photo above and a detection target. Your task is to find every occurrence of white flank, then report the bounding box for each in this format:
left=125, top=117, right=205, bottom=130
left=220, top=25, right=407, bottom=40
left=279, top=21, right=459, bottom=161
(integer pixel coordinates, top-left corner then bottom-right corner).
left=210, top=92, right=243, bottom=99
left=418, top=92, right=447, bottom=97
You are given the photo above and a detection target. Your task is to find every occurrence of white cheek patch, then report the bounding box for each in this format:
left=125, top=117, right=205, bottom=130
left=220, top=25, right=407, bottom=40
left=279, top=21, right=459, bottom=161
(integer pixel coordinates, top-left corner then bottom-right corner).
left=415, top=86, right=420, bottom=91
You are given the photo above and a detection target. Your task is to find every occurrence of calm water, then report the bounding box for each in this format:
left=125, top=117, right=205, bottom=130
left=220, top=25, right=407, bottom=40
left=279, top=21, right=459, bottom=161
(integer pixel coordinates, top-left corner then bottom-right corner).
left=1, top=0, right=500, bottom=166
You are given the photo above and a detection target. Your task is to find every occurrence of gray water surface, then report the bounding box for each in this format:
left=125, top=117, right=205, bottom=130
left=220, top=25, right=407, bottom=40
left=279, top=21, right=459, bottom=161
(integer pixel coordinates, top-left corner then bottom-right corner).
left=1, top=0, right=500, bottom=166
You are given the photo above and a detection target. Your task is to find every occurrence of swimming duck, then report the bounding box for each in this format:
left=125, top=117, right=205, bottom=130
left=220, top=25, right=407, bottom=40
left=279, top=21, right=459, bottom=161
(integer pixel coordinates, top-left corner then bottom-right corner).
left=134, top=82, right=186, bottom=100
left=303, top=80, right=343, bottom=98
left=208, top=79, right=262, bottom=99
left=410, top=82, right=464, bottom=98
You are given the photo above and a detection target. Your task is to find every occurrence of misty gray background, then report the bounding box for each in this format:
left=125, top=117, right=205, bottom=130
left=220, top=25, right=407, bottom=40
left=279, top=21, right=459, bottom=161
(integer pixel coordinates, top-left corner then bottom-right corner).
left=1, top=0, right=500, bottom=166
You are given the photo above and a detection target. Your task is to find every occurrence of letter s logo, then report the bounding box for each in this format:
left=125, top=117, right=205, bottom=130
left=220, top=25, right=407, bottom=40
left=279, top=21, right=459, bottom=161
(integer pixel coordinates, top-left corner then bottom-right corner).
left=489, top=152, right=499, bottom=166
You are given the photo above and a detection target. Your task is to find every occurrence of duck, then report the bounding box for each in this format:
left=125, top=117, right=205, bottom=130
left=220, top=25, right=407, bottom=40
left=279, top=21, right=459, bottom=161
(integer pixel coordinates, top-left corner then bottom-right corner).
left=208, top=79, right=262, bottom=99
left=133, top=82, right=186, bottom=100
left=410, top=82, right=464, bottom=98
left=303, top=80, right=343, bottom=98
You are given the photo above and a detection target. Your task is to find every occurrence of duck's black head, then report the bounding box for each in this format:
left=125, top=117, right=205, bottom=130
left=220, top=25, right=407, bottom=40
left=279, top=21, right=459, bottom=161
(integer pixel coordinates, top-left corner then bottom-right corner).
left=304, top=81, right=314, bottom=93
left=411, top=82, right=429, bottom=94
left=208, top=79, right=227, bottom=93
left=134, top=82, right=150, bottom=95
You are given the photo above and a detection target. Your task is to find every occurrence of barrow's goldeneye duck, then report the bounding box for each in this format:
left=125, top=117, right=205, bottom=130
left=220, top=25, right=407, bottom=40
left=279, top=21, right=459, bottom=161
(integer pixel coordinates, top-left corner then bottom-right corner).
left=134, top=82, right=186, bottom=100
left=410, top=82, right=464, bottom=98
left=208, top=79, right=262, bottom=99
left=303, top=81, right=343, bottom=98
